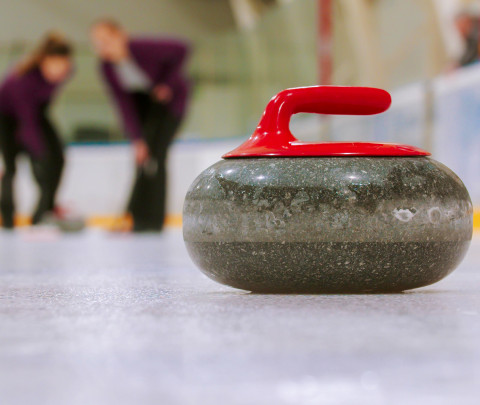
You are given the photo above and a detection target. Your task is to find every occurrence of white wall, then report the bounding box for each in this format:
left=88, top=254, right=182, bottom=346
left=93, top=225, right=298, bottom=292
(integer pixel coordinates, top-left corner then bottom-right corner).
left=9, top=139, right=240, bottom=218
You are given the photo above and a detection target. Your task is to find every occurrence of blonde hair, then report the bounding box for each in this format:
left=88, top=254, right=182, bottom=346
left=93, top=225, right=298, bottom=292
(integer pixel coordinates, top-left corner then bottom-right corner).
left=91, top=18, right=124, bottom=33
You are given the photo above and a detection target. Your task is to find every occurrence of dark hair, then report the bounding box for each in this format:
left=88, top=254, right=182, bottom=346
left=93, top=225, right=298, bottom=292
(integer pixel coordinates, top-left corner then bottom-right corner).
left=91, top=18, right=124, bottom=32
left=17, top=32, right=73, bottom=75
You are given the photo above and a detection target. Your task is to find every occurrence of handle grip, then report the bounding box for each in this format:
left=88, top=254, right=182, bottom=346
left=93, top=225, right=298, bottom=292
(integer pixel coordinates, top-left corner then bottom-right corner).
left=223, top=86, right=396, bottom=158
left=258, top=86, right=391, bottom=140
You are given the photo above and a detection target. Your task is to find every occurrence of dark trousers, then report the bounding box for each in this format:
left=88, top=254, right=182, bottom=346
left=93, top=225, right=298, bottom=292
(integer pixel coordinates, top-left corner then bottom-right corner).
left=128, top=92, right=181, bottom=231
left=0, top=110, right=64, bottom=228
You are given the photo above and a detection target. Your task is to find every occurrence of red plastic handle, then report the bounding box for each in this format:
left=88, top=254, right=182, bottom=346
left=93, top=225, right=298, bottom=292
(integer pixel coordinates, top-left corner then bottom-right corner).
left=259, top=86, right=391, bottom=137
left=223, top=86, right=429, bottom=158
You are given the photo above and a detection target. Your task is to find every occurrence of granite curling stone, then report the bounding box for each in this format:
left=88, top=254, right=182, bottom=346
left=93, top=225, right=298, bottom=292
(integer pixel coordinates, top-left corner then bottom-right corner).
left=183, top=86, right=473, bottom=293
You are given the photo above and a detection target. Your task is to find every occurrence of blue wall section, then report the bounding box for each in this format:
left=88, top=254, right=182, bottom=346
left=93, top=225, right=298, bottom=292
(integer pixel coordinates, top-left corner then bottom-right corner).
left=434, top=66, right=480, bottom=204
left=327, top=65, right=480, bottom=205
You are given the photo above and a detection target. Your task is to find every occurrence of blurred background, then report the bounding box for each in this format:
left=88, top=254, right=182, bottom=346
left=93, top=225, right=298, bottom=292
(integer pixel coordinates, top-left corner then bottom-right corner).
left=2, top=0, right=480, bottom=226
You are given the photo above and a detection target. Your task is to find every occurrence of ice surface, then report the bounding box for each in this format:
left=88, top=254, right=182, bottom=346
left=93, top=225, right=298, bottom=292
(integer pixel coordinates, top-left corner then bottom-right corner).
left=0, top=228, right=479, bottom=405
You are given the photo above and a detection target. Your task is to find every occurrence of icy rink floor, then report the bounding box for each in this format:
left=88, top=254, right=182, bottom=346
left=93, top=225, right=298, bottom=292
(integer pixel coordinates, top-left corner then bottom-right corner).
left=0, top=228, right=479, bottom=405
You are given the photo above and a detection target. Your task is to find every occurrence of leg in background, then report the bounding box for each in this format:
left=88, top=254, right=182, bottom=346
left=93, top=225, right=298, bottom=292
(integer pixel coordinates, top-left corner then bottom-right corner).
left=126, top=92, right=181, bottom=231
left=145, top=107, right=180, bottom=230
left=0, top=114, right=19, bottom=228
left=127, top=98, right=180, bottom=231
left=126, top=92, right=152, bottom=230
left=30, top=111, right=65, bottom=224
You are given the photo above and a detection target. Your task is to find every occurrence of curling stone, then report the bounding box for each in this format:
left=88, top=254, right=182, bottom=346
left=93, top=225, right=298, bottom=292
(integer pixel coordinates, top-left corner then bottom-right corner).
left=183, top=86, right=472, bottom=293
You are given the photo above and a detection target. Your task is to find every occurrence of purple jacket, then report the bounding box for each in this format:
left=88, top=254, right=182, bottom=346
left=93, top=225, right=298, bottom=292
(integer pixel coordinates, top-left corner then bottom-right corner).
left=0, top=68, right=61, bottom=157
left=100, top=37, right=190, bottom=141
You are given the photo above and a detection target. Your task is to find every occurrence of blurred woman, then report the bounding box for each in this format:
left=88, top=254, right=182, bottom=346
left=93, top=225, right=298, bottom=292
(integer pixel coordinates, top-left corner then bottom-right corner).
left=0, top=33, right=73, bottom=228
left=90, top=19, right=190, bottom=232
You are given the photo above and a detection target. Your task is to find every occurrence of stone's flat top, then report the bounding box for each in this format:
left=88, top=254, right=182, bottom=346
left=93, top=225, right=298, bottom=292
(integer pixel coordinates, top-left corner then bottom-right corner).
left=0, top=229, right=479, bottom=405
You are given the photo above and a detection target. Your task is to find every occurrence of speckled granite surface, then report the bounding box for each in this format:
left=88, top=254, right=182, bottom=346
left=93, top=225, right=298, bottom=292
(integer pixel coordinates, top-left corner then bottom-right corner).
left=184, top=157, right=473, bottom=292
